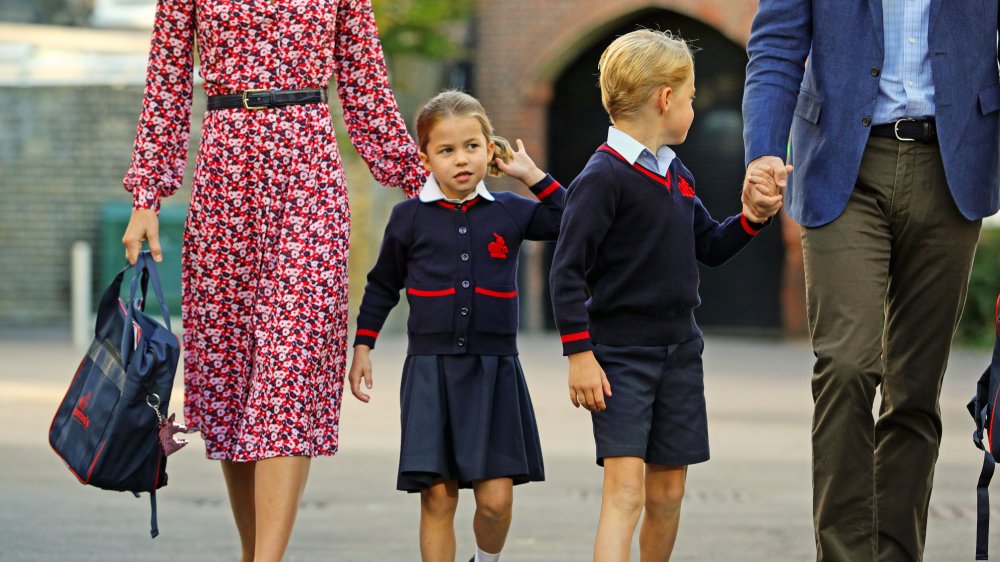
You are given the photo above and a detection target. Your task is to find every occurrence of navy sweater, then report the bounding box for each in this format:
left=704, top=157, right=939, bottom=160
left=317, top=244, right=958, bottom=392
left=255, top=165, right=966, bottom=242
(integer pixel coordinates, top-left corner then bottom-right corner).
left=550, top=145, right=768, bottom=355
left=355, top=175, right=565, bottom=355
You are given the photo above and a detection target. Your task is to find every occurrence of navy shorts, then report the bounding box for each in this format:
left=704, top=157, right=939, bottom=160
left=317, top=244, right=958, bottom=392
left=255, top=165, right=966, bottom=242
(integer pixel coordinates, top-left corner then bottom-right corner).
left=591, top=338, right=709, bottom=467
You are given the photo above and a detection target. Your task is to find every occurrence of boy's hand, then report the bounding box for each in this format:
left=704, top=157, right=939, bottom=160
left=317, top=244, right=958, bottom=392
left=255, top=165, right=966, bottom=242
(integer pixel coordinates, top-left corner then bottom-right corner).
left=495, top=139, right=546, bottom=186
left=567, top=350, right=612, bottom=412
left=742, top=166, right=787, bottom=221
left=349, top=345, right=374, bottom=403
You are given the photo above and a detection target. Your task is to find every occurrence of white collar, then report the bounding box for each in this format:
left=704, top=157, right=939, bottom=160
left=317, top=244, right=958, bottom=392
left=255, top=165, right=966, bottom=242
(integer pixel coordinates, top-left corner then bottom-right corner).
left=418, top=173, right=495, bottom=203
left=606, top=126, right=676, bottom=170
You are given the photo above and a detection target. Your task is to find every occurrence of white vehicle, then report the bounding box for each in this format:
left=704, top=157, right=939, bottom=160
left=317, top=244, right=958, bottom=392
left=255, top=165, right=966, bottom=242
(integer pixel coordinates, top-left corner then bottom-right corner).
left=90, top=0, right=155, bottom=29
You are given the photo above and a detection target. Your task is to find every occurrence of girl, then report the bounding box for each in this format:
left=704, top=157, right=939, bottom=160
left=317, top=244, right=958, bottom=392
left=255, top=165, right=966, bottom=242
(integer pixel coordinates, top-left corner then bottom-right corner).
left=348, top=90, right=565, bottom=562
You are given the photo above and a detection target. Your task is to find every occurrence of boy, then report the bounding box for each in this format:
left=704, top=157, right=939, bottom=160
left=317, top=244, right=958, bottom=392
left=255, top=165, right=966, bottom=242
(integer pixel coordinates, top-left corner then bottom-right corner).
left=549, top=29, right=785, bottom=561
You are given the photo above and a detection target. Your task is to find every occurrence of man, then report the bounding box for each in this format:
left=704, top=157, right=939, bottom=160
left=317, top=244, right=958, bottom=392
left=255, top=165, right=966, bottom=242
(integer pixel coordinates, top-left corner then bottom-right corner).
left=742, top=1, right=1000, bottom=560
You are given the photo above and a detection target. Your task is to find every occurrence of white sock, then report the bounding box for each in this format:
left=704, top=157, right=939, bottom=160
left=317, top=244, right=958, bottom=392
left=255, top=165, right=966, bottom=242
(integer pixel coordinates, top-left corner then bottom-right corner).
left=475, top=546, right=501, bottom=562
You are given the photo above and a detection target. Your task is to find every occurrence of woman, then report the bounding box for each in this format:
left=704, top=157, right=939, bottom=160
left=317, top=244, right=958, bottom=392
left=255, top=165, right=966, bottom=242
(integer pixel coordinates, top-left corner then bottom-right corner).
left=120, top=0, right=426, bottom=559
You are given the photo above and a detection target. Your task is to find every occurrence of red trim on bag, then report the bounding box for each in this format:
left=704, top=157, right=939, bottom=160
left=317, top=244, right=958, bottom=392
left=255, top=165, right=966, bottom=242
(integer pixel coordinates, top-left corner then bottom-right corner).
left=49, top=356, right=87, bottom=455
left=475, top=287, right=518, bottom=298
left=407, top=287, right=456, bottom=297
left=560, top=331, right=591, bottom=343
left=357, top=329, right=379, bottom=339
left=86, top=440, right=107, bottom=482
left=536, top=179, right=560, bottom=200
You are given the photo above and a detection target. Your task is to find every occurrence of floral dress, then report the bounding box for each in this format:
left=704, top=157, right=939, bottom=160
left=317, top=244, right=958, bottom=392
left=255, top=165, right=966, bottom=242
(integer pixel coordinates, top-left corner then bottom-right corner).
left=123, top=0, right=426, bottom=461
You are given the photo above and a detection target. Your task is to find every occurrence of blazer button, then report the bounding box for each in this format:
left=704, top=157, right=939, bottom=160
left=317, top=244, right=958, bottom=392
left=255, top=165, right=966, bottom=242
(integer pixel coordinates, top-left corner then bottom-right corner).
left=462, top=280, right=470, bottom=288
left=861, top=117, right=871, bottom=127
left=461, top=253, right=470, bottom=261
left=460, top=307, right=469, bottom=316
left=457, top=337, right=466, bottom=346
left=458, top=226, right=468, bottom=235
left=871, top=67, right=880, bottom=77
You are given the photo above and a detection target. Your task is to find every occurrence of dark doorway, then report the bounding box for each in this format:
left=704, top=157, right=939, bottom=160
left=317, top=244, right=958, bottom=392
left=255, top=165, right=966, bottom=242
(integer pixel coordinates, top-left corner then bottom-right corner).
left=543, top=9, right=784, bottom=332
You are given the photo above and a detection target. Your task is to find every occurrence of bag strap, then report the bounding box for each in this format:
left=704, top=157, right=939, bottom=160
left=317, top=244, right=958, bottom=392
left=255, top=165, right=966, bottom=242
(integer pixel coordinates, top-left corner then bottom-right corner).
left=119, top=252, right=173, bottom=362
left=978, top=451, right=995, bottom=560
left=150, top=490, right=159, bottom=539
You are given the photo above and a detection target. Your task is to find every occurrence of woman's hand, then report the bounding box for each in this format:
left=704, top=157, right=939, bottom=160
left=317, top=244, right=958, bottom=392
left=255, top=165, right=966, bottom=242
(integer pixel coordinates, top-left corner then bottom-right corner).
left=122, top=208, right=163, bottom=265
left=495, top=139, right=546, bottom=186
left=349, top=345, right=374, bottom=403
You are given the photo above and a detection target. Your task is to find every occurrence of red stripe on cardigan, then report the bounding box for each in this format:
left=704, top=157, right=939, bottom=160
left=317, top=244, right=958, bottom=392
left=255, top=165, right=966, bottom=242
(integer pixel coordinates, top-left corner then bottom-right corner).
left=407, top=288, right=456, bottom=297
left=475, top=287, right=518, bottom=298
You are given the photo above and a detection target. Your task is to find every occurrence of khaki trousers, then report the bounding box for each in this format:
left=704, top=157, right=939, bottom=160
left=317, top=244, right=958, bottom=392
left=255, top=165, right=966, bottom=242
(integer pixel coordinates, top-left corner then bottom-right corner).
left=803, top=136, right=982, bottom=562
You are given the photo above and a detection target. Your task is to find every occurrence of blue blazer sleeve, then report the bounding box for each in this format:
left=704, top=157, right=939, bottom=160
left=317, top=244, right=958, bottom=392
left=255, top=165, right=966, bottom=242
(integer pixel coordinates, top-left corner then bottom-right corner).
left=743, top=0, right=813, bottom=166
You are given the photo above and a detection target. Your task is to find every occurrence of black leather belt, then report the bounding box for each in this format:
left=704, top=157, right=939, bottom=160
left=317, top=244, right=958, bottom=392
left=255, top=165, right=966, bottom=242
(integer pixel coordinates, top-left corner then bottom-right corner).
left=206, top=88, right=328, bottom=111
left=870, top=118, right=937, bottom=143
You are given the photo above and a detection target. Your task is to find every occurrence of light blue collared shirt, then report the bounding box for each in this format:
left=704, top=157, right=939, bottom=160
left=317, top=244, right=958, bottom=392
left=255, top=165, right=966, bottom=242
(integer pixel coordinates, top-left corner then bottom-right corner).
left=873, top=0, right=935, bottom=124
left=606, top=127, right=676, bottom=177
left=418, top=173, right=495, bottom=204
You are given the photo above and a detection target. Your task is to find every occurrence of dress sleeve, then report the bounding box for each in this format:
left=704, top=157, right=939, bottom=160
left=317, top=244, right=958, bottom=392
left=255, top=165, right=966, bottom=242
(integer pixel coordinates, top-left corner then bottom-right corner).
left=333, top=0, right=427, bottom=198
left=122, top=0, right=196, bottom=211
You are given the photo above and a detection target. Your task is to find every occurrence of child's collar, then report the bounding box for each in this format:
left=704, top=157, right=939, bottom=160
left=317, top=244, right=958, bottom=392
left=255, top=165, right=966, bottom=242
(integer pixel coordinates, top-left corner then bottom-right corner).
left=418, top=173, right=495, bottom=203
left=606, top=126, right=676, bottom=168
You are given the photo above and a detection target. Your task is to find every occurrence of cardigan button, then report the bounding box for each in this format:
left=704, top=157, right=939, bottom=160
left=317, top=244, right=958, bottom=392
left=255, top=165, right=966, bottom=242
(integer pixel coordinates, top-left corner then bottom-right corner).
left=457, top=337, right=466, bottom=346
left=462, top=280, right=470, bottom=288
left=460, top=253, right=470, bottom=261
left=460, top=307, right=469, bottom=316
left=458, top=226, right=467, bottom=235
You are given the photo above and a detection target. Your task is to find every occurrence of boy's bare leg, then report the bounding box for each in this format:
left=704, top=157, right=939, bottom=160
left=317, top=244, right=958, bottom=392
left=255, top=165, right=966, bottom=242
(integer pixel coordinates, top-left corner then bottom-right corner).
left=472, top=477, right=514, bottom=555
left=420, top=480, right=460, bottom=562
left=253, top=456, right=311, bottom=562
left=221, top=460, right=257, bottom=562
left=639, top=464, right=687, bottom=561
left=595, top=456, right=646, bottom=562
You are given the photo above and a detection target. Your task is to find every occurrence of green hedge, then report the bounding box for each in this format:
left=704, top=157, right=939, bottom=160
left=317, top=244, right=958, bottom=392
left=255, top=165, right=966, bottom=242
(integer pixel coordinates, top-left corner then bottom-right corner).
left=957, top=226, right=1000, bottom=348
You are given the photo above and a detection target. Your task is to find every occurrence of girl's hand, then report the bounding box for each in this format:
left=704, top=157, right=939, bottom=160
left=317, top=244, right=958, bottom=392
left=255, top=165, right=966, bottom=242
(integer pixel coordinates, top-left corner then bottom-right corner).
left=495, top=139, right=546, bottom=186
left=122, top=208, right=163, bottom=265
left=349, top=345, right=374, bottom=403
left=567, top=350, right=612, bottom=412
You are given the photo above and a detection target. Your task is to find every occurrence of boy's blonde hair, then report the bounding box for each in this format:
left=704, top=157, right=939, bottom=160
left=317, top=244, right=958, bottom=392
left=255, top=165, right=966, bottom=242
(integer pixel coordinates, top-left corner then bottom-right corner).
left=598, top=29, right=694, bottom=122
left=416, top=90, right=513, bottom=177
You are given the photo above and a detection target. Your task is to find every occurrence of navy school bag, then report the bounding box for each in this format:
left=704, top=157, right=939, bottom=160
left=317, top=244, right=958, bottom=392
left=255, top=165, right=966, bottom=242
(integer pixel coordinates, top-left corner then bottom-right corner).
left=49, top=251, right=181, bottom=538
left=969, top=293, right=1000, bottom=560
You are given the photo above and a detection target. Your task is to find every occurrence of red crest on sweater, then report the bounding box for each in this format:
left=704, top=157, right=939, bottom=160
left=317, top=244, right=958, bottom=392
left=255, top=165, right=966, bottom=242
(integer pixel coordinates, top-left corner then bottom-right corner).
left=677, top=176, right=696, bottom=198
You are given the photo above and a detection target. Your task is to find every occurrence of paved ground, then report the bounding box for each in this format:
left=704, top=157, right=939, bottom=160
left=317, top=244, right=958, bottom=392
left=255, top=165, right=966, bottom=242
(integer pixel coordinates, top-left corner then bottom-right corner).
left=0, top=333, right=993, bottom=561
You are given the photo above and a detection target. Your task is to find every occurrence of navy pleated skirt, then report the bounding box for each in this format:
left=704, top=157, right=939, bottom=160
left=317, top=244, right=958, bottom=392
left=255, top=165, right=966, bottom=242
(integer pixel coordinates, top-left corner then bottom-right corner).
left=396, top=354, right=545, bottom=492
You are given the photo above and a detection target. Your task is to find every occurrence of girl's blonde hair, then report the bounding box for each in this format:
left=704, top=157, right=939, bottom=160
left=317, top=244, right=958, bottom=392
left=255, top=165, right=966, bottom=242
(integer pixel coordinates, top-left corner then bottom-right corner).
left=598, top=29, right=694, bottom=122
left=416, top=90, right=513, bottom=177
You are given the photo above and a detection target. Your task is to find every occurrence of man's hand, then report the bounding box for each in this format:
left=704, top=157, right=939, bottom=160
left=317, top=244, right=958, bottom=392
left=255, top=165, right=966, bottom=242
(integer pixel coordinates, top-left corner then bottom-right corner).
left=567, top=350, right=612, bottom=412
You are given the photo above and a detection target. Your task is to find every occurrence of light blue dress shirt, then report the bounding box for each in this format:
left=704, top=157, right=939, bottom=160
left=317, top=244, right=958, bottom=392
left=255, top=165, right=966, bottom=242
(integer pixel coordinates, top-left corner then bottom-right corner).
left=606, top=127, right=676, bottom=177
left=873, top=0, right=936, bottom=124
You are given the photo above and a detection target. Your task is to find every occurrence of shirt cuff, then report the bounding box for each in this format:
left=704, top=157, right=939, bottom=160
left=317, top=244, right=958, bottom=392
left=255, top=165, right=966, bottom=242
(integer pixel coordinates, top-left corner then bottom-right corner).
left=353, top=328, right=380, bottom=349
left=128, top=182, right=162, bottom=212
left=739, top=213, right=771, bottom=236
left=560, top=330, right=593, bottom=355
left=528, top=174, right=562, bottom=200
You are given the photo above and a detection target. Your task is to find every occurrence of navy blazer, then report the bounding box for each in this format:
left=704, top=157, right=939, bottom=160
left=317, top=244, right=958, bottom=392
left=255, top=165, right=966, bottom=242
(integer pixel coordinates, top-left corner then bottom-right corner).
left=743, top=0, right=1000, bottom=227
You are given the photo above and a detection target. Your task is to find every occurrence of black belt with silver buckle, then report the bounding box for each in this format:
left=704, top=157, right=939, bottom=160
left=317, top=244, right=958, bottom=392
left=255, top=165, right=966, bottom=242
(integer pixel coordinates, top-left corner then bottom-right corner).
left=206, top=88, right=328, bottom=111
left=870, top=118, right=937, bottom=143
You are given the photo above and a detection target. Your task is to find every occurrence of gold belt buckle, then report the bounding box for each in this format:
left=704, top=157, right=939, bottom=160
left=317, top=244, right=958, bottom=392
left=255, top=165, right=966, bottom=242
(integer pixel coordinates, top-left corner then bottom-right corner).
left=242, top=89, right=268, bottom=110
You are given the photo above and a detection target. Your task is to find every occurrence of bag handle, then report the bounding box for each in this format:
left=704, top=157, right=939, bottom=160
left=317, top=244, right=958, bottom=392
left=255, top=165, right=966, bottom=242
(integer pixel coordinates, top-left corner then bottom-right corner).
left=119, top=252, right=172, bottom=363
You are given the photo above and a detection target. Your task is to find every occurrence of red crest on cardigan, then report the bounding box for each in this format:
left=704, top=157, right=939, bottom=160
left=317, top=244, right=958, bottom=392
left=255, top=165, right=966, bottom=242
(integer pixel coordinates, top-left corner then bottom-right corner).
left=488, top=232, right=509, bottom=259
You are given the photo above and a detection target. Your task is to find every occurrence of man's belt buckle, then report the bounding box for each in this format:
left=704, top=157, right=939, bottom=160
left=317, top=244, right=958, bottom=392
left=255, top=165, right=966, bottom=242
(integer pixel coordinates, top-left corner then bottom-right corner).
left=242, top=89, right=269, bottom=111
left=893, top=118, right=918, bottom=142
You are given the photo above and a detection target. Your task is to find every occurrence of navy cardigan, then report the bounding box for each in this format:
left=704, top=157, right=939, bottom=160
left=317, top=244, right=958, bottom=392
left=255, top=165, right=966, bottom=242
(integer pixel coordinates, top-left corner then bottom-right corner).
left=550, top=145, right=768, bottom=355
left=355, top=175, right=565, bottom=355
